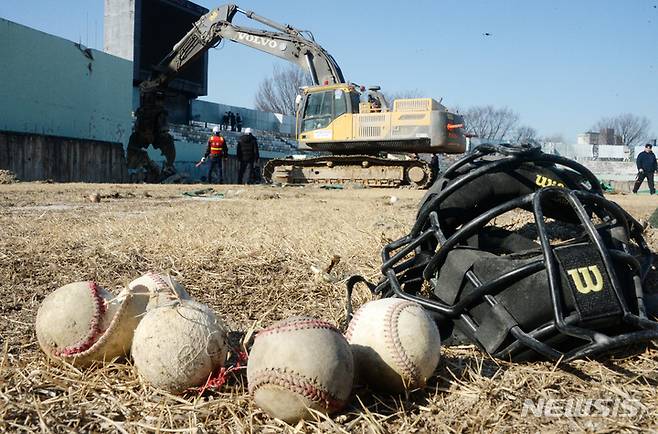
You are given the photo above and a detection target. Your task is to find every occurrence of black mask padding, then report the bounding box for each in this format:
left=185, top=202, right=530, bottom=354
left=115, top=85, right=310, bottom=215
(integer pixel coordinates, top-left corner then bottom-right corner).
left=419, top=162, right=591, bottom=238
left=466, top=226, right=539, bottom=254
left=394, top=250, right=433, bottom=296
left=432, top=229, right=637, bottom=358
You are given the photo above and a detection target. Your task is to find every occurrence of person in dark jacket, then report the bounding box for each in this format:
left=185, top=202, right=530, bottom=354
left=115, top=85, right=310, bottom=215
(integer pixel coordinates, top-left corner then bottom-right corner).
left=235, top=113, right=243, bottom=132
left=228, top=112, right=236, bottom=131
left=236, top=128, right=259, bottom=184
left=633, top=143, right=657, bottom=194
left=221, top=112, right=229, bottom=131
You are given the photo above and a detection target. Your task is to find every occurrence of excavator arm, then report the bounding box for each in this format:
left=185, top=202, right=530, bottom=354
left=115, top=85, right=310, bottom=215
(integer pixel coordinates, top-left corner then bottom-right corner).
left=140, top=4, right=344, bottom=94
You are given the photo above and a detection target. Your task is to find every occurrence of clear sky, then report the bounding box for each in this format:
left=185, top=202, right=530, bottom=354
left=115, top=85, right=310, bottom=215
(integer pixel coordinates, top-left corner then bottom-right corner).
left=2, top=0, right=657, bottom=142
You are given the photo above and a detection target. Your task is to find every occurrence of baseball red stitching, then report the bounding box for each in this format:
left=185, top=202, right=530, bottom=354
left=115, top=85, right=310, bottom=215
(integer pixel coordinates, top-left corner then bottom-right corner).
left=71, top=291, right=132, bottom=359
left=344, top=305, right=366, bottom=342
left=53, top=282, right=106, bottom=357
left=257, top=318, right=340, bottom=339
left=383, top=301, right=422, bottom=386
left=249, top=367, right=345, bottom=411
left=146, top=271, right=170, bottom=291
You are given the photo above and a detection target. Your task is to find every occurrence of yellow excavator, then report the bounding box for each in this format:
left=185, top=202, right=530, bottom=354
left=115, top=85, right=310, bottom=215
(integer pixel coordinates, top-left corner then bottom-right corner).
left=130, top=4, right=466, bottom=187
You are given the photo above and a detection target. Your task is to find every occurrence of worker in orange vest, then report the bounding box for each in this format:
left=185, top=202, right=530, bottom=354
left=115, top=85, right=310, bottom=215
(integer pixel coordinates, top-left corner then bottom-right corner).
left=200, top=126, right=227, bottom=183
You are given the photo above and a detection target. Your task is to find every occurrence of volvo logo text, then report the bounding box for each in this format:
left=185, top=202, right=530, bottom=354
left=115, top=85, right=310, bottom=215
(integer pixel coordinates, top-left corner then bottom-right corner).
left=237, top=32, right=283, bottom=49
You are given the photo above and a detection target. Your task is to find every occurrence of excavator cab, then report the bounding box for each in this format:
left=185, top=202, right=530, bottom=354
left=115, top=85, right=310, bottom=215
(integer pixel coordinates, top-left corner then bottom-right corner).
left=297, top=84, right=361, bottom=147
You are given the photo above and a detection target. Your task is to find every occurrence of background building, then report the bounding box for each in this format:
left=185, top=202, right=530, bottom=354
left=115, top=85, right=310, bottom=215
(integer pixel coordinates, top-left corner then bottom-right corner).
left=1, top=0, right=298, bottom=183
left=0, top=18, right=131, bottom=182
left=577, top=131, right=599, bottom=145
left=104, top=0, right=209, bottom=124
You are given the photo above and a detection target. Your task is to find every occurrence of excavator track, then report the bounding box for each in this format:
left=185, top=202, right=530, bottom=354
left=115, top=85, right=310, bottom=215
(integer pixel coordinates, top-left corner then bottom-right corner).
left=262, top=155, right=434, bottom=188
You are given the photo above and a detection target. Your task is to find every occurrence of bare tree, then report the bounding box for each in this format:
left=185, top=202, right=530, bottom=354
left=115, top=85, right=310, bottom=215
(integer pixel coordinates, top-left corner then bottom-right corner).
left=462, top=105, right=520, bottom=141
left=385, top=88, right=424, bottom=103
left=593, top=113, right=651, bottom=147
left=254, top=64, right=312, bottom=115
left=512, top=125, right=538, bottom=143
left=541, top=133, right=566, bottom=144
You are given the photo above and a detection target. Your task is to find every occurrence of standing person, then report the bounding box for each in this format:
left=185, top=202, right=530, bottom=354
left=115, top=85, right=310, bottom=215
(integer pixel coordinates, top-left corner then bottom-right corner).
left=633, top=143, right=657, bottom=194
left=236, top=128, right=259, bottom=184
left=200, top=126, right=227, bottom=184
left=236, top=113, right=243, bottom=132
left=430, top=153, right=440, bottom=179
left=221, top=112, right=229, bottom=131
left=228, top=112, right=236, bottom=132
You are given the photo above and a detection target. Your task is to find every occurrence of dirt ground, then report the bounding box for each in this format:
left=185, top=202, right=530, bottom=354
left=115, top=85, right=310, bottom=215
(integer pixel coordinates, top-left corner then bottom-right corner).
left=1, top=182, right=658, bottom=433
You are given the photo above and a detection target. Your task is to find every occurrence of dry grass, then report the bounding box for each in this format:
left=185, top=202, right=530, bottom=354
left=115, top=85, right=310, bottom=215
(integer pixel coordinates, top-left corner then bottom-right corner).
left=0, top=170, right=18, bottom=184
left=1, top=183, right=658, bottom=433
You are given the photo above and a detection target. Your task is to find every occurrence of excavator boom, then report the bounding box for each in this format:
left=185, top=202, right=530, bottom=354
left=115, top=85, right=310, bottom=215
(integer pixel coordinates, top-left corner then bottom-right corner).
left=140, top=4, right=344, bottom=93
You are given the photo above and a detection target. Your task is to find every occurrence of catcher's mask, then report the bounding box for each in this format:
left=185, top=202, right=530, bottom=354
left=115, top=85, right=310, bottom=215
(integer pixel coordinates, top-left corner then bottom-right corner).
left=350, top=144, right=658, bottom=362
